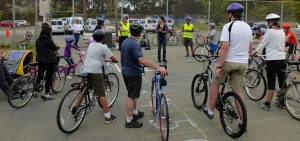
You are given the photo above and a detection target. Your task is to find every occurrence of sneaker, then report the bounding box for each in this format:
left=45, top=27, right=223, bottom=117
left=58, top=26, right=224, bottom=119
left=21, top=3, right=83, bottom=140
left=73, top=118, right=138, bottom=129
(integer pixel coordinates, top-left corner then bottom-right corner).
left=133, top=111, right=144, bottom=120
left=125, top=120, right=143, bottom=128
left=104, top=115, right=118, bottom=124
left=258, top=103, right=271, bottom=111
left=41, top=95, right=55, bottom=101
left=275, top=101, right=286, bottom=109
left=33, top=92, right=39, bottom=98
left=67, top=75, right=73, bottom=80
left=202, top=104, right=214, bottom=119
left=185, top=55, right=189, bottom=57
left=163, top=59, right=167, bottom=62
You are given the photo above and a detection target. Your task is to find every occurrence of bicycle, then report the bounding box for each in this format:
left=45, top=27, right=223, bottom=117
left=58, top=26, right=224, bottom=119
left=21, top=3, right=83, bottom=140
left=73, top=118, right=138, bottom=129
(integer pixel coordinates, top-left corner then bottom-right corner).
left=148, top=63, right=170, bottom=141
left=60, top=51, right=86, bottom=76
left=193, top=38, right=221, bottom=62
left=18, top=31, right=36, bottom=50
left=56, top=61, right=119, bottom=134
left=140, top=32, right=151, bottom=50
left=8, top=62, right=66, bottom=109
left=284, top=46, right=300, bottom=72
left=152, top=32, right=178, bottom=46
left=191, top=55, right=247, bottom=138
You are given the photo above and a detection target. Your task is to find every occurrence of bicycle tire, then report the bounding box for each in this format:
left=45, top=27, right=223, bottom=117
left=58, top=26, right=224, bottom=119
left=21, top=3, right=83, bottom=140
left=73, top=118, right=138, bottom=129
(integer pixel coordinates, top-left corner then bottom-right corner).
left=193, top=46, right=209, bottom=62
left=284, top=82, right=300, bottom=120
left=98, top=73, right=119, bottom=108
left=196, top=35, right=205, bottom=46
left=160, top=93, right=170, bottom=141
left=219, top=91, right=247, bottom=138
left=8, top=74, right=34, bottom=109
left=244, top=69, right=267, bottom=101
left=51, top=65, right=66, bottom=93
left=57, top=88, right=87, bottom=134
left=152, top=35, right=158, bottom=47
left=191, top=74, right=208, bottom=109
left=297, top=57, right=300, bottom=73
left=168, top=35, right=178, bottom=46
left=151, top=77, right=156, bottom=115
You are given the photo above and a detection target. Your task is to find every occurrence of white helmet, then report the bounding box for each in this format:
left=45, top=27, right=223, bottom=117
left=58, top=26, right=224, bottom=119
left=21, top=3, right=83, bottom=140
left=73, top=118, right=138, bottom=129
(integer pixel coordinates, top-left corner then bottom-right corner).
left=266, top=13, right=280, bottom=21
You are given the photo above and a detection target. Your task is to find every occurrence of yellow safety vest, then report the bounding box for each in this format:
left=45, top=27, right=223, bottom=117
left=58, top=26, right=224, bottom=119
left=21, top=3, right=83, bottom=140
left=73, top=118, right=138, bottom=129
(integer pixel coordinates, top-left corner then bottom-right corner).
left=120, top=21, right=130, bottom=36
left=183, top=23, right=194, bottom=38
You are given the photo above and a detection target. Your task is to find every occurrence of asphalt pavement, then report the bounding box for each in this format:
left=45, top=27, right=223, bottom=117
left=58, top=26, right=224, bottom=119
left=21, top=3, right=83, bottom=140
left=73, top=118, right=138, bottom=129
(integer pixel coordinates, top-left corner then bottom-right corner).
left=0, top=34, right=300, bottom=141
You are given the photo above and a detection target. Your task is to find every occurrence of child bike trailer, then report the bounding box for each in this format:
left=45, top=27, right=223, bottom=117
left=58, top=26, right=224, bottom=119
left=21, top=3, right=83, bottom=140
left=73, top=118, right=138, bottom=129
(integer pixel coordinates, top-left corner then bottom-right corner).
left=4, top=50, right=33, bottom=78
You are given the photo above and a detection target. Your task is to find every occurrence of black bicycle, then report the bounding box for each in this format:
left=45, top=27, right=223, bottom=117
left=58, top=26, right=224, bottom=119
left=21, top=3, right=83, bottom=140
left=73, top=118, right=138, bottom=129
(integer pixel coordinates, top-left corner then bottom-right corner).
left=193, top=39, right=221, bottom=62
left=56, top=64, right=119, bottom=134
left=191, top=55, right=247, bottom=138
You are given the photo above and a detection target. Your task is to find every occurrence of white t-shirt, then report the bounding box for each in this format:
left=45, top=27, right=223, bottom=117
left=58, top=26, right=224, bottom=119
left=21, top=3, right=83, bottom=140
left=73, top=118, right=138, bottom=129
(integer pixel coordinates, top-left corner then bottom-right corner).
left=220, top=21, right=253, bottom=63
left=72, top=23, right=82, bottom=33
left=81, top=42, right=113, bottom=74
left=255, top=29, right=285, bottom=60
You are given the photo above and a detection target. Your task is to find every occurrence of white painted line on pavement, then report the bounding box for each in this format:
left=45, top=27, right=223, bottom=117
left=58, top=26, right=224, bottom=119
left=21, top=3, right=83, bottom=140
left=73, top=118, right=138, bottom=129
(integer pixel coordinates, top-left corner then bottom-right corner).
left=114, top=63, right=121, bottom=73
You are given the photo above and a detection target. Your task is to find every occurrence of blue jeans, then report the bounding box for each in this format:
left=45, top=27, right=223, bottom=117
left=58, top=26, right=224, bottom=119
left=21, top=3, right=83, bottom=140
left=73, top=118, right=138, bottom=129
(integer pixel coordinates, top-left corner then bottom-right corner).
left=64, top=57, right=74, bottom=75
left=74, top=33, right=80, bottom=46
left=157, top=37, right=167, bottom=60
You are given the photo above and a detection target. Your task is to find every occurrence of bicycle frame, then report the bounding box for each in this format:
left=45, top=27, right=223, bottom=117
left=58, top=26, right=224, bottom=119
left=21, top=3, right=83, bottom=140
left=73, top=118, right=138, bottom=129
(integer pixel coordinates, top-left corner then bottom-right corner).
left=64, top=51, right=85, bottom=73
left=153, top=71, right=164, bottom=117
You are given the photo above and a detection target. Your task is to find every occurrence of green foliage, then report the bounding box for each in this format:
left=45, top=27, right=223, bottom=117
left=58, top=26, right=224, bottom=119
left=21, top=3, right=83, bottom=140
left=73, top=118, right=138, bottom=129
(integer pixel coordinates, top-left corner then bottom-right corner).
left=0, top=42, right=12, bottom=49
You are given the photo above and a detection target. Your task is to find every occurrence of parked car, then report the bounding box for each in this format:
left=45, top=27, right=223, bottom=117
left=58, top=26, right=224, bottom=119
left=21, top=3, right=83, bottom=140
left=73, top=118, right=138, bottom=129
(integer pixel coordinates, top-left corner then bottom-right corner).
left=0, top=20, right=16, bottom=28
left=248, top=22, right=269, bottom=33
left=139, top=19, right=158, bottom=32
left=84, top=19, right=97, bottom=32
left=104, top=19, right=110, bottom=25
left=16, top=20, right=29, bottom=27
left=64, top=17, right=84, bottom=35
left=51, top=20, right=64, bottom=35
left=57, top=17, right=67, bottom=25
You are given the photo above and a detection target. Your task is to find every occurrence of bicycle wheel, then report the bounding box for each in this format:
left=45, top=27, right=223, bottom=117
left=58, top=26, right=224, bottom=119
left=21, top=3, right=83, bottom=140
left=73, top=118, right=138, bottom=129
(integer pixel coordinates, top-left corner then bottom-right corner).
left=98, top=73, right=119, bottom=108
left=8, top=74, right=34, bottom=109
left=244, top=69, right=267, bottom=101
left=284, top=82, right=300, bottom=120
left=105, top=63, right=117, bottom=74
left=193, top=46, right=209, bottom=62
left=297, top=57, right=300, bottom=73
left=152, top=35, right=158, bottom=46
left=159, top=93, right=170, bottom=141
left=57, top=88, right=87, bottom=134
left=168, top=35, right=178, bottom=46
left=191, top=74, right=208, bottom=109
left=151, top=78, right=156, bottom=115
left=196, top=35, right=205, bottom=46
left=51, top=65, right=66, bottom=93
left=219, top=91, right=247, bottom=138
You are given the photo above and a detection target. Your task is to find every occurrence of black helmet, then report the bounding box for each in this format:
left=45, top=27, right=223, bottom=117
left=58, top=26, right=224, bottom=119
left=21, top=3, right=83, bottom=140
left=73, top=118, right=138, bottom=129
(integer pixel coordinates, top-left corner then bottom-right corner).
left=130, top=21, right=144, bottom=37
left=42, top=23, right=52, bottom=32
left=92, top=29, right=105, bottom=42
left=252, top=25, right=261, bottom=30
left=97, top=18, right=104, bottom=25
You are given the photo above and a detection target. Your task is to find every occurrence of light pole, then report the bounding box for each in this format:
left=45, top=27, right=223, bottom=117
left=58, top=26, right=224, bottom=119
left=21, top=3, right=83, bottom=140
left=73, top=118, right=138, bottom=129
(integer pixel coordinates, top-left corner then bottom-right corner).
left=12, top=0, right=16, bottom=49
left=166, top=0, right=168, bottom=21
left=208, top=0, right=210, bottom=23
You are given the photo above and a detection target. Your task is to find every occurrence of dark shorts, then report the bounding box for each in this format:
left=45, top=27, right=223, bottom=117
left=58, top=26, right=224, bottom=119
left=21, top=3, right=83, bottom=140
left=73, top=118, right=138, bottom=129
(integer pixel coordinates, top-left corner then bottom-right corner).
left=119, top=36, right=128, bottom=51
left=123, top=75, right=142, bottom=99
left=287, top=44, right=297, bottom=54
left=90, top=73, right=106, bottom=97
left=183, top=38, right=193, bottom=46
left=266, top=60, right=287, bottom=90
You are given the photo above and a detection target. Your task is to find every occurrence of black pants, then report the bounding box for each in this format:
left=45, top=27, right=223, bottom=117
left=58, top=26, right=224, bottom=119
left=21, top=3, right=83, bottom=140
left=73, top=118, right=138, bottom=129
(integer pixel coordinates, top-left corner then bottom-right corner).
left=119, top=36, right=128, bottom=51
left=37, top=62, right=55, bottom=93
left=157, top=37, right=167, bottom=60
left=266, top=59, right=287, bottom=90
left=0, top=60, right=14, bottom=95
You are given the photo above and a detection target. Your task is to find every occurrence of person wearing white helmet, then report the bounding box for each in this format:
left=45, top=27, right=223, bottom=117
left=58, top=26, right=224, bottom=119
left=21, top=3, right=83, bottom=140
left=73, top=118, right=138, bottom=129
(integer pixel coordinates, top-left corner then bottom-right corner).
left=202, top=3, right=253, bottom=131
left=118, top=14, right=130, bottom=51
left=205, top=22, right=218, bottom=55
left=254, top=13, right=287, bottom=110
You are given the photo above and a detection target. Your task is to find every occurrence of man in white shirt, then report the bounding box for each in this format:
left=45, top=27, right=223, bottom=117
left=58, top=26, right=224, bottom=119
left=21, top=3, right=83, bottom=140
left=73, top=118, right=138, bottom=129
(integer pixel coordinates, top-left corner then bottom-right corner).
left=72, top=19, right=83, bottom=47
left=202, top=3, right=253, bottom=127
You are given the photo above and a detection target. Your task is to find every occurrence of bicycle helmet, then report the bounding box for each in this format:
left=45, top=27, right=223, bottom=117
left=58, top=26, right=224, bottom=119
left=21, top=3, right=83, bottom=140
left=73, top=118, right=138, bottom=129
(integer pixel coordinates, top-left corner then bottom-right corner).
left=227, top=3, right=244, bottom=13
left=123, top=14, right=129, bottom=19
left=65, top=35, right=74, bottom=43
left=266, top=13, right=280, bottom=21
left=160, top=77, right=167, bottom=87
left=252, top=24, right=261, bottom=30
left=92, top=29, right=106, bottom=42
left=282, top=23, right=291, bottom=29
left=41, top=23, right=52, bottom=32
left=130, top=21, right=144, bottom=37
left=97, top=18, right=104, bottom=25
left=186, top=16, right=191, bottom=20
left=208, top=22, right=215, bottom=27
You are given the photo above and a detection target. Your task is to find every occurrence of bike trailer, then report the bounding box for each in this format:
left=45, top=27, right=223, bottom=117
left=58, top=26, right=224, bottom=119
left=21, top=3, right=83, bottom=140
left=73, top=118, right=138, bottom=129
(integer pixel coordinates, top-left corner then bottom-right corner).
left=4, top=50, right=33, bottom=78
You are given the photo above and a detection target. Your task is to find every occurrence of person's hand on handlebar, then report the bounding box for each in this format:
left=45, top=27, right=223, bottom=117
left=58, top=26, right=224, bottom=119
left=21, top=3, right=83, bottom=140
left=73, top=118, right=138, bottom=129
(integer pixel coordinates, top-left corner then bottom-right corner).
left=158, top=67, right=167, bottom=76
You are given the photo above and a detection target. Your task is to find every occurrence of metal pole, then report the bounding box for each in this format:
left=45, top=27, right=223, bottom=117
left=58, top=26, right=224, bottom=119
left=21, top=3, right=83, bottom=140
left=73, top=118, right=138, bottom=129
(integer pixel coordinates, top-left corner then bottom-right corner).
left=72, top=0, right=74, bottom=35
left=12, top=0, right=16, bottom=50
left=281, top=2, right=283, bottom=25
left=35, top=0, right=38, bottom=37
left=166, top=0, right=168, bottom=21
left=246, top=0, right=248, bottom=22
left=208, top=0, right=211, bottom=23
left=115, top=0, right=118, bottom=38
left=121, top=0, right=123, bottom=20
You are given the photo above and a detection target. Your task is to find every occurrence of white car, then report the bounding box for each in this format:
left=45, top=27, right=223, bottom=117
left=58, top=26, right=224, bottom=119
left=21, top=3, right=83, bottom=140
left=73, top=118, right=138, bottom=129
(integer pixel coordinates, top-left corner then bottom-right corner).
left=104, top=19, right=110, bottom=25
left=51, top=20, right=64, bottom=35
left=16, top=20, right=29, bottom=27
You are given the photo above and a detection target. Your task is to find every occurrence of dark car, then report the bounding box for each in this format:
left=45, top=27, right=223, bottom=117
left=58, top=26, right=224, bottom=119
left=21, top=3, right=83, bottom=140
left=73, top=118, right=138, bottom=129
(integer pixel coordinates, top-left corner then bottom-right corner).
left=0, top=20, right=16, bottom=28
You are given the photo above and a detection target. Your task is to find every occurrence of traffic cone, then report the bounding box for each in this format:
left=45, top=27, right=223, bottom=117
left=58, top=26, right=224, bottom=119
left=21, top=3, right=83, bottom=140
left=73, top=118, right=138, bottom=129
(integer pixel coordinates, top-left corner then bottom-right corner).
left=5, top=26, right=10, bottom=39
